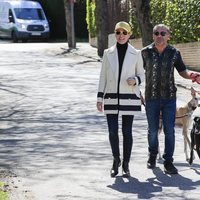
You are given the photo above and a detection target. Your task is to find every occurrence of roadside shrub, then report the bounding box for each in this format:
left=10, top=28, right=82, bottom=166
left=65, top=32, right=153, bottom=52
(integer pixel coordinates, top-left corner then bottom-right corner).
left=86, top=0, right=96, bottom=38
left=150, top=0, right=167, bottom=26
left=129, top=5, right=141, bottom=39
left=164, top=0, right=200, bottom=43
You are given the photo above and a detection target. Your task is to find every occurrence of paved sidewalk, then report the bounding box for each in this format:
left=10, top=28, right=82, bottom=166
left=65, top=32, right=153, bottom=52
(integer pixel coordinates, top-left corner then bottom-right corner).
left=0, top=42, right=200, bottom=200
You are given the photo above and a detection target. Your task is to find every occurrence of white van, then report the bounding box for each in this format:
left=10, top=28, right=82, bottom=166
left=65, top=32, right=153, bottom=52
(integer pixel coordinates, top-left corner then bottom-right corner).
left=0, top=0, right=49, bottom=42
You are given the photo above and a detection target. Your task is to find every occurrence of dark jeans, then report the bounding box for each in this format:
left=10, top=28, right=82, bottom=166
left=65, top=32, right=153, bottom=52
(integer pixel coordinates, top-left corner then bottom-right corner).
left=106, top=114, right=134, bottom=162
left=145, top=99, right=176, bottom=162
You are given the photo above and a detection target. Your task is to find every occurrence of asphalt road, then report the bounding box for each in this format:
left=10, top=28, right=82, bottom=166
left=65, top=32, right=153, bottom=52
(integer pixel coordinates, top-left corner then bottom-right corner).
left=0, top=41, right=200, bottom=200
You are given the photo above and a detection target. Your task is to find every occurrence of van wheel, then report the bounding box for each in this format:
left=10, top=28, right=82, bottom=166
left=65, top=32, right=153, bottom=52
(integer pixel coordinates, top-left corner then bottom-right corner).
left=12, top=32, right=18, bottom=43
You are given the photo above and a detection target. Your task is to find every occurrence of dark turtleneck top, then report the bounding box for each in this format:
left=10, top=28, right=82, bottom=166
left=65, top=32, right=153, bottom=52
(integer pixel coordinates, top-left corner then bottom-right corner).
left=117, top=42, right=128, bottom=81
left=117, top=42, right=128, bottom=94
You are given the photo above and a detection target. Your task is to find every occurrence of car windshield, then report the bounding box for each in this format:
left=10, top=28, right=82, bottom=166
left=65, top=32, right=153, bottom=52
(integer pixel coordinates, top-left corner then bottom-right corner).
left=14, top=8, right=45, bottom=20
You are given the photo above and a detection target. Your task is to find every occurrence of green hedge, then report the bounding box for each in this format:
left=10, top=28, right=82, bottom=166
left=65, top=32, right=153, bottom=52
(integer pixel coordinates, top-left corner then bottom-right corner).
left=86, top=0, right=200, bottom=44
left=165, top=0, right=200, bottom=43
left=150, top=0, right=200, bottom=43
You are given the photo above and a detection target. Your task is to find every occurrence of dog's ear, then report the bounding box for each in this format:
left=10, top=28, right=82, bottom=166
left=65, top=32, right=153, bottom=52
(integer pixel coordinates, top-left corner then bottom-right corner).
left=194, top=116, right=200, bottom=122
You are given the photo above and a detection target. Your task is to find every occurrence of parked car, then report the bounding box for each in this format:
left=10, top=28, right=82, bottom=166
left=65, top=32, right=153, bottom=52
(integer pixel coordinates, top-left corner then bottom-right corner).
left=0, top=0, right=50, bottom=42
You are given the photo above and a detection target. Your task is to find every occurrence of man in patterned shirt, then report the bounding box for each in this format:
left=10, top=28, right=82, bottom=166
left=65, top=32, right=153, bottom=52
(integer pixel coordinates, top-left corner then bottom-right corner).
left=142, top=24, right=200, bottom=174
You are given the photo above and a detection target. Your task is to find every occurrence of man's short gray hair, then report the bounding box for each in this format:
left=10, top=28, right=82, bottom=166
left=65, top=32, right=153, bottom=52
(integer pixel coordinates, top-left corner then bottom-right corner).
left=153, top=24, right=170, bottom=33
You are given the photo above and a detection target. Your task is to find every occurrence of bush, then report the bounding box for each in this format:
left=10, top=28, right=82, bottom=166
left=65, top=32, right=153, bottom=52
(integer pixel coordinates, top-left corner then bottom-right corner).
left=165, top=0, right=200, bottom=43
left=150, top=0, right=167, bottom=25
left=150, top=0, right=200, bottom=44
left=86, top=0, right=96, bottom=38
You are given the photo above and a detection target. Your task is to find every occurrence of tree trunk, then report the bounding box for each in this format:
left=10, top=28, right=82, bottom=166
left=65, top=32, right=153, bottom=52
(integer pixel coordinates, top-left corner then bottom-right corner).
left=107, top=0, right=121, bottom=33
left=131, top=0, right=153, bottom=47
left=63, top=0, right=76, bottom=48
left=95, top=0, right=108, bottom=57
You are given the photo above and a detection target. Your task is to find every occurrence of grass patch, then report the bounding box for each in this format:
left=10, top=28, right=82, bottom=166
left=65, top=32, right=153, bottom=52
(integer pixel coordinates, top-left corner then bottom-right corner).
left=0, top=182, right=8, bottom=200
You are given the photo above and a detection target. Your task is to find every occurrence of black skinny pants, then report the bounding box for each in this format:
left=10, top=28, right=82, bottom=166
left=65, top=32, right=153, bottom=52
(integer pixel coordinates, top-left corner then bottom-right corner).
left=106, top=114, right=134, bottom=162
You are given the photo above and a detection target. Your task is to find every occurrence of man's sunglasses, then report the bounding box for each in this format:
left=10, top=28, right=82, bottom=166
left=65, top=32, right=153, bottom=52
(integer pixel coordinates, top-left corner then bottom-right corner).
left=115, top=31, right=128, bottom=35
left=154, top=31, right=167, bottom=36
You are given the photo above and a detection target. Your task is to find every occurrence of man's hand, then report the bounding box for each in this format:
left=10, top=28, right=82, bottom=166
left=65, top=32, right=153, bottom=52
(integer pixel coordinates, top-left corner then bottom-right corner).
left=190, top=73, right=200, bottom=84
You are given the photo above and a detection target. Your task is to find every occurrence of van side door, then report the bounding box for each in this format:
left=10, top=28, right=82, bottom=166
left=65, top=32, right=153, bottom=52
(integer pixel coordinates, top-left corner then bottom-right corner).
left=7, top=9, right=15, bottom=37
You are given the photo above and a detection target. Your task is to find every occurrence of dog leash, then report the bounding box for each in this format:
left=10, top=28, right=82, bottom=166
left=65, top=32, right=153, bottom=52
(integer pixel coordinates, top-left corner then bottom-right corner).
left=175, top=112, right=192, bottom=119
left=159, top=112, right=192, bottom=120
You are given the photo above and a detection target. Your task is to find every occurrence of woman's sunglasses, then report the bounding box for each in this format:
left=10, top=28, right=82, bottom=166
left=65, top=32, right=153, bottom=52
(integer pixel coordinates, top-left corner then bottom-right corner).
left=115, top=31, right=128, bottom=35
left=154, top=31, right=167, bottom=36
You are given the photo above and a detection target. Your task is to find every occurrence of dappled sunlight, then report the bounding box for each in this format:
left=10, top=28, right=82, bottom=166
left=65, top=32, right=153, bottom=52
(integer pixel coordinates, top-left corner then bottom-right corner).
left=1, top=43, right=200, bottom=199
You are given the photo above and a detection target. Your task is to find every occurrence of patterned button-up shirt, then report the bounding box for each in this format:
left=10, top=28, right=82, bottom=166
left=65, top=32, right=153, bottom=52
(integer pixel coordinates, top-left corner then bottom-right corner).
left=142, top=43, right=186, bottom=100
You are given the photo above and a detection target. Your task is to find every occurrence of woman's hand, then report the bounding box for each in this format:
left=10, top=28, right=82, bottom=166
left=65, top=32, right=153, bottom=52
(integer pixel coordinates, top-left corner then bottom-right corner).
left=127, top=77, right=136, bottom=86
left=96, top=102, right=103, bottom=112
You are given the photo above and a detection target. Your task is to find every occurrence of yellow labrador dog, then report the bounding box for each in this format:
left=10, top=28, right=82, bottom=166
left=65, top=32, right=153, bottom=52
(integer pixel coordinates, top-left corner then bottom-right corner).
left=158, top=87, right=199, bottom=162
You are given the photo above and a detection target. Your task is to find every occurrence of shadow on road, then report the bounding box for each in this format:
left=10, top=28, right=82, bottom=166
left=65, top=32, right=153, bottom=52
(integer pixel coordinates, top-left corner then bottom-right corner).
left=108, top=166, right=200, bottom=199
left=108, top=176, right=162, bottom=199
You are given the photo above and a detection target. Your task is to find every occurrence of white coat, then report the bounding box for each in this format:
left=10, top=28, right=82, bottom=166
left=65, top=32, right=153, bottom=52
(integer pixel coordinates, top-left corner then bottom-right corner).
left=97, top=43, right=144, bottom=115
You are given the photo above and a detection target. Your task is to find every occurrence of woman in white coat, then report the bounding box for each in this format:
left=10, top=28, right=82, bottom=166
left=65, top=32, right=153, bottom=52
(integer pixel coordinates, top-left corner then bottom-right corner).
left=96, top=21, right=144, bottom=178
